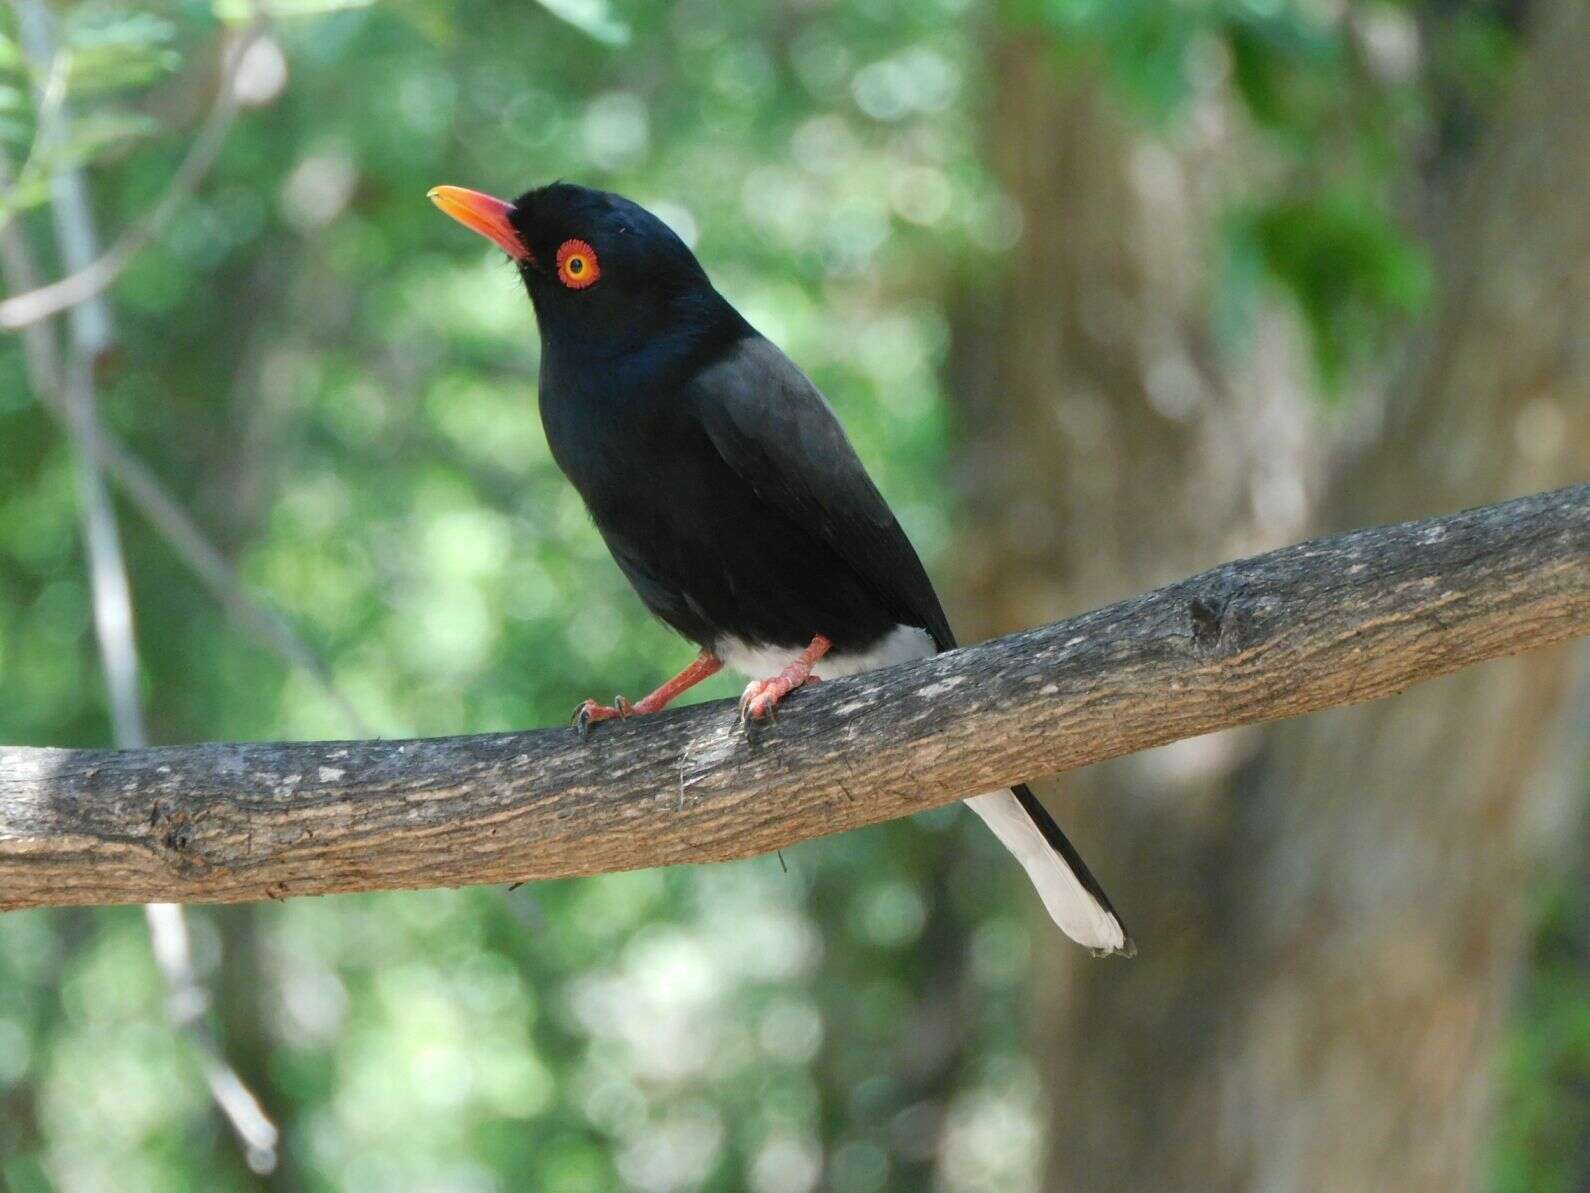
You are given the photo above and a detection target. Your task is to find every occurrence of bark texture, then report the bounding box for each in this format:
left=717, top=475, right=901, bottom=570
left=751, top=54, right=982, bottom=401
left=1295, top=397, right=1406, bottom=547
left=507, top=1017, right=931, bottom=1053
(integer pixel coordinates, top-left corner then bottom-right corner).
left=2, top=487, right=1584, bottom=911
left=954, top=2, right=1590, bottom=1190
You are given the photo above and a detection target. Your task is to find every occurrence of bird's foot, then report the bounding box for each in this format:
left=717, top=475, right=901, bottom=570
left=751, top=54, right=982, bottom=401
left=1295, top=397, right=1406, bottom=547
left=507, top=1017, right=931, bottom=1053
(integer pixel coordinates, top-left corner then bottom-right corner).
left=738, top=635, right=833, bottom=725
left=739, top=674, right=822, bottom=723
left=572, top=696, right=633, bottom=739
left=572, top=651, right=726, bottom=741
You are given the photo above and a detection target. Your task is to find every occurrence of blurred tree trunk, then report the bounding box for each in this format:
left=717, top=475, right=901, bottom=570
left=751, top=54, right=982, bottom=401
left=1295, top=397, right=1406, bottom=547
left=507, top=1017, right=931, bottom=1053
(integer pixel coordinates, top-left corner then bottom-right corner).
left=949, top=1, right=1590, bottom=1190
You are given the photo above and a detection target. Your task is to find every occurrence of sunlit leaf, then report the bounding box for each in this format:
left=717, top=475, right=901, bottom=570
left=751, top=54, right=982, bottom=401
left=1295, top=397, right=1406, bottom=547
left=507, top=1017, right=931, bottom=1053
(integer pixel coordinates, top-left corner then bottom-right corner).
left=212, top=0, right=376, bottom=18
left=532, top=0, right=630, bottom=46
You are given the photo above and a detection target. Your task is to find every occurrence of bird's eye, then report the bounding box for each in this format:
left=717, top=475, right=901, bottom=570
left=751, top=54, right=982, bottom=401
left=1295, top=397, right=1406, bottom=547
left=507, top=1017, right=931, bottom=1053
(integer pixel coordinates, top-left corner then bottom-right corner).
left=556, top=239, right=600, bottom=289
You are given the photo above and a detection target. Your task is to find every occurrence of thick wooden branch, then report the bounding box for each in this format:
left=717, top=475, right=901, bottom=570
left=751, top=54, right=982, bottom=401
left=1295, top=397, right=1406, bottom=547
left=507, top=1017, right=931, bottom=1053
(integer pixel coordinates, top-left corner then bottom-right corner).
left=2, top=485, right=1586, bottom=911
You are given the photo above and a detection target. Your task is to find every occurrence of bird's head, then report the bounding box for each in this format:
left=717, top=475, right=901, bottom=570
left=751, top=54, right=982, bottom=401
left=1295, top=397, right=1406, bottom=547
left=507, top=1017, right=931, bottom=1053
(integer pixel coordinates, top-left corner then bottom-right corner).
left=428, top=181, right=723, bottom=360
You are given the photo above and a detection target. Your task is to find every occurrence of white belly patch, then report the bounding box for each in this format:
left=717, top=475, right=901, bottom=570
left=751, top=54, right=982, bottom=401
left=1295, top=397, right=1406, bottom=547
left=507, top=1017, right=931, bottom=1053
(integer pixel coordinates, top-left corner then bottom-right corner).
left=715, top=624, right=936, bottom=680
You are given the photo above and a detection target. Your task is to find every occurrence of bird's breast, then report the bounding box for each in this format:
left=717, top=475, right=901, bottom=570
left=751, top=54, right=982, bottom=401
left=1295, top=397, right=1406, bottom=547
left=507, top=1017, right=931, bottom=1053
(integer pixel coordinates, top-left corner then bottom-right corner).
left=538, top=381, right=676, bottom=507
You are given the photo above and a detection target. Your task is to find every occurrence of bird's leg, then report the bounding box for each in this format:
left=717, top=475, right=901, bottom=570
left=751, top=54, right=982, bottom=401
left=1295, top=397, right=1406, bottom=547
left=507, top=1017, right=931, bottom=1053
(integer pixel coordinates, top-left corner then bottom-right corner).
left=574, top=650, right=723, bottom=738
left=739, top=634, right=832, bottom=723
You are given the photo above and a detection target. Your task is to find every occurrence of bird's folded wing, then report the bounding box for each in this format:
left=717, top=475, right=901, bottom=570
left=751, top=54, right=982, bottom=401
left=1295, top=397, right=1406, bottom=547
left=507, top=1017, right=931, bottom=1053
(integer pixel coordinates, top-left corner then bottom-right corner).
left=689, top=334, right=956, bottom=651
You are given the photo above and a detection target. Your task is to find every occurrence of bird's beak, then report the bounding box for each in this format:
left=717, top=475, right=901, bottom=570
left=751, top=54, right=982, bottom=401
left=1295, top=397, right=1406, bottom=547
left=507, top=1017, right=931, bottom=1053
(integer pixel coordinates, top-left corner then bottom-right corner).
left=427, top=185, right=531, bottom=262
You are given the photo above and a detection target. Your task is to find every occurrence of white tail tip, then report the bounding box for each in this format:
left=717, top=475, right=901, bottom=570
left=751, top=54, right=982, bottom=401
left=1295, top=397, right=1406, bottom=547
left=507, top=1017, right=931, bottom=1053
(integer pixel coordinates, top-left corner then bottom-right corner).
left=965, top=790, right=1133, bottom=956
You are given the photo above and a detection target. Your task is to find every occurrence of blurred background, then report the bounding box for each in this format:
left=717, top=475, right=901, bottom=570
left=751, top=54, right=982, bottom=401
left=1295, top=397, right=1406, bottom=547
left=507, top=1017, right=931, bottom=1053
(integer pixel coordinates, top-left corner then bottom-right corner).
left=0, top=0, right=1586, bottom=1189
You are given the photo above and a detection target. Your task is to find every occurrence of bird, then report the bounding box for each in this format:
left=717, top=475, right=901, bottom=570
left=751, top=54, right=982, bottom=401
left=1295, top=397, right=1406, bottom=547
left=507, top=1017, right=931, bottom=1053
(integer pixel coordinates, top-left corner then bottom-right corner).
left=429, top=180, right=1132, bottom=956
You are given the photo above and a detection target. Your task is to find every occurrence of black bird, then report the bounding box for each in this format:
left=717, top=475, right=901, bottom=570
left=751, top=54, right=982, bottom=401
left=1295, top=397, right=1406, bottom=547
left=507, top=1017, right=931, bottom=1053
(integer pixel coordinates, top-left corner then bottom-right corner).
left=430, top=181, right=1132, bottom=955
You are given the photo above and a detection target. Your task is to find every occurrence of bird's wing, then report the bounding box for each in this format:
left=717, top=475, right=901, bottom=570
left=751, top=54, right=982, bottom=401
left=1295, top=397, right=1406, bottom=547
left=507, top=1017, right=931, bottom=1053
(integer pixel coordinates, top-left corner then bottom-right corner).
left=690, top=334, right=956, bottom=650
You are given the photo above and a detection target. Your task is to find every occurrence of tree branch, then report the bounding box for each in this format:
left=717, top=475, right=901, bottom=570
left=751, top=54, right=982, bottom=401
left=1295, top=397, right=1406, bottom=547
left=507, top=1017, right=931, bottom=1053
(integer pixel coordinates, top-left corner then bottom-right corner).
left=2, top=485, right=1586, bottom=911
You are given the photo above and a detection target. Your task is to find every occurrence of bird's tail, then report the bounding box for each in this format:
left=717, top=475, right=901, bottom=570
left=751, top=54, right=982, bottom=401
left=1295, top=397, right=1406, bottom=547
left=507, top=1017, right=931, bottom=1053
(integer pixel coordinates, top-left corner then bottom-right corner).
left=965, top=785, right=1134, bottom=956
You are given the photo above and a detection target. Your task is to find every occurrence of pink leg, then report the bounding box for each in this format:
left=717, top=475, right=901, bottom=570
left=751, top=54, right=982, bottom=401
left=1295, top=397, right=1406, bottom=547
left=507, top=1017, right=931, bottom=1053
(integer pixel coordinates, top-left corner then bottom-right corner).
left=739, top=635, right=832, bottom=722
left=575, top=651, right=723, bottom=737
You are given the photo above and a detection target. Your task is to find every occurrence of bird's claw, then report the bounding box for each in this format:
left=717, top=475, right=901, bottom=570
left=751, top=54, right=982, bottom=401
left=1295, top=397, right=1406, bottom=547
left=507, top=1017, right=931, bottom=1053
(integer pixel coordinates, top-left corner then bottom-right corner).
left=738, top=682, right=778, bottom=724
left=572, top=695, right=632, bottom=740
left=738, top=674, right=819, bottom=726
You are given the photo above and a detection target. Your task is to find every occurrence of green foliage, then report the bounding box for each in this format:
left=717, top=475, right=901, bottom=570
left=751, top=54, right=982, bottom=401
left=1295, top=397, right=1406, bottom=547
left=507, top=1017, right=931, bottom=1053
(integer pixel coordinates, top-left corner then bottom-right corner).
left=1018, top=0, right=1523, bottom=391
left=1226, top=188, right=1432, bottom=386
left=0, top=1, right=179, bottom=223
left=1490, top=863, right=1590, bottom=1193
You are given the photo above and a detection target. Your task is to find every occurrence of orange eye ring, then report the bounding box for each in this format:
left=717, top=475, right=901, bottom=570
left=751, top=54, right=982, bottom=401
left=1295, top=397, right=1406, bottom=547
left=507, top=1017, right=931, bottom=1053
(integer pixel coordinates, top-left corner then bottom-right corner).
left=556, top=239, right=600, bottom=289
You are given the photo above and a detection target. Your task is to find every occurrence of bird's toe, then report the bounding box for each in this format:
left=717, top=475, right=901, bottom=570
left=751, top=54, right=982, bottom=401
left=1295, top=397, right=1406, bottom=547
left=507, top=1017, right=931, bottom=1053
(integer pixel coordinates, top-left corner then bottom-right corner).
left=739, top=679, right=792, bottom=724
left=737, top=681, right=763, bottom=721
left=572, top=697, right=626, bottom=740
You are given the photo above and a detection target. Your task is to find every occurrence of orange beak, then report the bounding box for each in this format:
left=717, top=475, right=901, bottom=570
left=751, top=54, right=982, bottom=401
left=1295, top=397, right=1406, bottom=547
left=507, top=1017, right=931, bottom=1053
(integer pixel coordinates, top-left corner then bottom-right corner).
left=428, top=185, right=530, bottom=262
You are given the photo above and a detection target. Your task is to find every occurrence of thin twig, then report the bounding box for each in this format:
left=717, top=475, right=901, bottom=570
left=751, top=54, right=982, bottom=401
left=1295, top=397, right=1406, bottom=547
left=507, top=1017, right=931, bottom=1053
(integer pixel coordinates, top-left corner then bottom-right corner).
left=62, top=347, right=147, bottom=743
left=0, top=49, right=68, bottom=233
left=5, top=2, right=279, bottom=1172
left=46, top=392, right=372, bottom=735
left=0, top=3, right=365, bottom=736
left=0, top=11, right=267, bottom=331
left=145, top=901, right=279, bottom=1174
left=0, top=215, right=367, bottom=734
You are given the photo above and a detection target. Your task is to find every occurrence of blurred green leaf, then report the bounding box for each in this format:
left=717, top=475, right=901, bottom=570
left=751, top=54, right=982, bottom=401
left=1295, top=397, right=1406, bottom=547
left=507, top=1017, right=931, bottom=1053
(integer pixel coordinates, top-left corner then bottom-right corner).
left=1237, top=189, right=1432, bottom=386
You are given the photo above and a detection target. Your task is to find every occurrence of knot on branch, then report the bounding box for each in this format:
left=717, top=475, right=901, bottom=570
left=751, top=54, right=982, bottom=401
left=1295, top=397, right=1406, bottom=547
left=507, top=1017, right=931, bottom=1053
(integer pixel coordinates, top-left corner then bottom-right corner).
left=150, top=801, right=211, bottom=874
left=1187, top=583, right=1259, bottom=657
